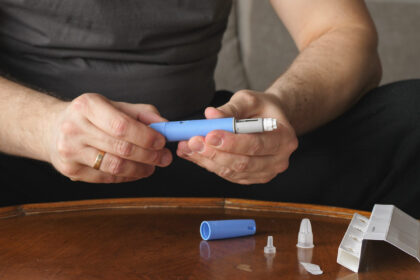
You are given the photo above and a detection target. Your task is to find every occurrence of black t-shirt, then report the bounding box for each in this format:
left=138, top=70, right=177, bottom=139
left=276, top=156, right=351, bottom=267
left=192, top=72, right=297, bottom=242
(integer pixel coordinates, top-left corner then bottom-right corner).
left=0, top=0, right=232, bottom=119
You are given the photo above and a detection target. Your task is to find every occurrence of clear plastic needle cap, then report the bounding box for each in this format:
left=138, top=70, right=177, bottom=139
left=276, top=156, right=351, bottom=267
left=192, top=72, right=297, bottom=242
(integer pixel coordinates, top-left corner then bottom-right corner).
left=264, top=236, right=276, bottom=254
left=297, top=218, right=314, bottom=248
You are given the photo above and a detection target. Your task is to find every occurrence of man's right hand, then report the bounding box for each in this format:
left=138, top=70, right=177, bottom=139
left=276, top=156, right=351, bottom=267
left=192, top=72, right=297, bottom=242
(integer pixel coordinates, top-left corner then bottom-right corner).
left=46, top=93, right=172, bottom=183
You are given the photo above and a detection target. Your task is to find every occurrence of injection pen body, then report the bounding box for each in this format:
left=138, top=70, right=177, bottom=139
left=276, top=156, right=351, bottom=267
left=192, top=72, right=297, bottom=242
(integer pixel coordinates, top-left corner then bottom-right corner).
left=149, top=117, right=277, bottom=142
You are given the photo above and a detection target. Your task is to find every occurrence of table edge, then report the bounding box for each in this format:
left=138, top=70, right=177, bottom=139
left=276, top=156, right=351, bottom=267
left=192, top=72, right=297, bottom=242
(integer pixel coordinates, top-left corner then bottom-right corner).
left=0, top=198, right=370, bottom=220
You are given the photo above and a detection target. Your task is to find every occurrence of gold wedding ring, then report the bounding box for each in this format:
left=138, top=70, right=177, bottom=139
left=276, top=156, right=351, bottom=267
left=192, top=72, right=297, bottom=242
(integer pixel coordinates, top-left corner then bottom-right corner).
left=93, top=150, right=105, bottom=170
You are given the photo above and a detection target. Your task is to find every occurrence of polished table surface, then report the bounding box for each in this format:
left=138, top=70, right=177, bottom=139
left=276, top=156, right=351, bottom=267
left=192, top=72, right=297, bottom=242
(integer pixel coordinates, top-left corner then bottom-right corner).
left=0, top=198, right=418, bottom=280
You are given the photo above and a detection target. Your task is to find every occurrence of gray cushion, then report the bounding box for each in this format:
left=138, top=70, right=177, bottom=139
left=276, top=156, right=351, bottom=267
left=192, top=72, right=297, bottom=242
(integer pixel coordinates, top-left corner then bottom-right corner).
left=214, top=0, right=249, bottom=92
left=367, top=0, right=420, bottom=84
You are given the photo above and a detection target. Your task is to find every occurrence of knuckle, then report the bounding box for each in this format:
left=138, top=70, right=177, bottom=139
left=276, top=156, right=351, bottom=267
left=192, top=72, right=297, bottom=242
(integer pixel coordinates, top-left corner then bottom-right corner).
left=289, top=138, right=299, bottom=152
left=59, top=121, right=78, bottom=137
left=271, top=143, right=282, bottom=154
left=207, top=149, right=217, bottom=161
left=277, top=140, right=292, bottom=155
left=56, top=121, right=79, bottom=158
left=249, top=138, right=264, bottom=155
left=71, top=93, right=92, bottom=113
left=110, top=116, right=130, bottom=137
left=217, top=166, right=234, bottom=178
left=82, top=92, right=100, bottom=100
left=143, top=104, right=159, bottom=114
left=277, top=161, right=289, bottom=173
left=236, top=90, right=259, bottom=106
left=233, top=156, right=250, bottom=172
left=107, top=156, right=125, bottom=175
left=56, top=137, right=73, bottom=159
left=142, top=165, right=155, bottom=178
left=71, top=95, right=87, bottom=113
left=114, top=139, right=133, bottom=157
left=143, top=133, right=158, bottom=149
left=151, top=151, right=161, bottom=164
left=71, top=93, right=102, bottom=114
left=59, top=163, right=80, bottom=177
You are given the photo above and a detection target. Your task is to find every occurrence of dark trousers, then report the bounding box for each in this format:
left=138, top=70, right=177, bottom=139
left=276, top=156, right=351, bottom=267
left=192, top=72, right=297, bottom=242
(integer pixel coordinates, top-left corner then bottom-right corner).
left=1, top=80, right=420, bottom=218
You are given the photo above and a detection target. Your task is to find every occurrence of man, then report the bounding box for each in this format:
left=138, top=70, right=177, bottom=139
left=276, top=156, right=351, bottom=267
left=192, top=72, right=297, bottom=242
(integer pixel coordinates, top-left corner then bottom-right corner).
left=0, top=1, right=419, bottom=217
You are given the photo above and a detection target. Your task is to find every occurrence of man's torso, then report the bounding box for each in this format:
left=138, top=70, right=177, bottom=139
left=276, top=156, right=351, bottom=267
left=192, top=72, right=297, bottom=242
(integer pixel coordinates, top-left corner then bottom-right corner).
left=0, top=0, right=232, bottom=119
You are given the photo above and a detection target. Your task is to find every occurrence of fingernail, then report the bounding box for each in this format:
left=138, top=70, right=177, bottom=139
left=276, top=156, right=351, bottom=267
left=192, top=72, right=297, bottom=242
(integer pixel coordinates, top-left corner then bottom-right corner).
left=160, top=152, right=172, bottom=166
left=190, top=140, right=204, bottom=153
left=207, top=135, right=222, bottom=147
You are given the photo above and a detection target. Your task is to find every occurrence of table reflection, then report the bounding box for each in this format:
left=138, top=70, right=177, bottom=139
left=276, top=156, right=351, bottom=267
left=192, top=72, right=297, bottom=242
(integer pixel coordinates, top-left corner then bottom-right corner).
left=199, top=237, right=256, bottom=260
left=297, top=247, right=313, bottom=274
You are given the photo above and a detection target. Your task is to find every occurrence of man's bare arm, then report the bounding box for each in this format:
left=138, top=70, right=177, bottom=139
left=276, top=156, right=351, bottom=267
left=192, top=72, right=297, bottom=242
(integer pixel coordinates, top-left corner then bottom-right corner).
left=177, top=0, right=382, bottom=184
left=0, top=76, right=172, bottom=183
left=0, top=76, right=59, bottom=161
left=268, top=0, right=382, bottom=135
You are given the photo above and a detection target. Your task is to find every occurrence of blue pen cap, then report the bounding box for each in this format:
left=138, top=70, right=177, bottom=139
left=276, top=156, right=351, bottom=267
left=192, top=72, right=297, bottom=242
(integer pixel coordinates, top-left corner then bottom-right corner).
left=200, top=219, right=256, bottom=240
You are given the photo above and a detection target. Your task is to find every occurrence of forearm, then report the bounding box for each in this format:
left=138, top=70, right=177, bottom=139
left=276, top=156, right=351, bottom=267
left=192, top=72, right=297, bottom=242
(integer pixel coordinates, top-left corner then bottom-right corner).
left=266, top=26, right=382, bottom=135
left=0, top=76, right=62, bottom=161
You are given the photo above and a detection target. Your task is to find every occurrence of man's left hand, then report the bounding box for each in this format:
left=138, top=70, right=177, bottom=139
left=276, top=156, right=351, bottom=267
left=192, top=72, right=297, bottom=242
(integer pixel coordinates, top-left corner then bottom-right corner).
left=176, top=90, right=298, bottom=185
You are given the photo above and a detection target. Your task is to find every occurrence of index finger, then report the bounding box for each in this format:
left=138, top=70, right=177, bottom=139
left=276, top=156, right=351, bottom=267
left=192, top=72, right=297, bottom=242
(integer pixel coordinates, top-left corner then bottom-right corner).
left=75, top=94, right=166, bottom=150
left=204, top=126, right=293, bottom=156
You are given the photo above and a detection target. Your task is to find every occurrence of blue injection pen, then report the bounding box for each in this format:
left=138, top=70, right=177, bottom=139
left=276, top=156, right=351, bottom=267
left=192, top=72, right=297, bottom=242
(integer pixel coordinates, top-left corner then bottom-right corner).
left=149, top=117, right=277, bottom=142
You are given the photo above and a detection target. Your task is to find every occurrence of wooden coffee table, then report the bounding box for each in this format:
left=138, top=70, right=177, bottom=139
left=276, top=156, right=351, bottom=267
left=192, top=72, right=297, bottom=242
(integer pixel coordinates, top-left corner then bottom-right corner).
left=0, top=198, right=418, bottom=279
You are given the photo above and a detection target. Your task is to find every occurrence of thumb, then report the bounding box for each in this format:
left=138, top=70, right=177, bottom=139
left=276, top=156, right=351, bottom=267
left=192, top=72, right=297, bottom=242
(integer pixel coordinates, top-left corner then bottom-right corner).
left=204, top=106, right=229, bottom=119
left=115, top=102, right=167, bottom=125
left=205, top=90, right=261, bottom=120
left=136, top=110, right=167, bottom=125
